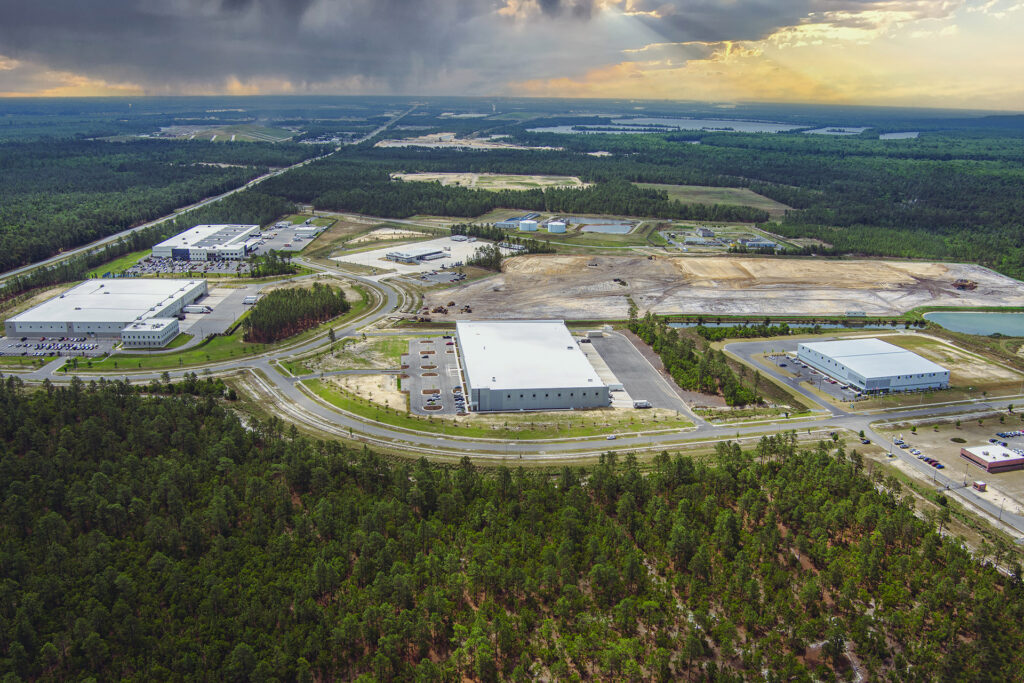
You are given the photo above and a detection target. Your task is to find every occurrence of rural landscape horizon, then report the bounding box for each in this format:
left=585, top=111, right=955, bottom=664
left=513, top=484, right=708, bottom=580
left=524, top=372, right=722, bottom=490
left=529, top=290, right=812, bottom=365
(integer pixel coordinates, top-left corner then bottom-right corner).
left=2, top=2, right=1024, bottom=680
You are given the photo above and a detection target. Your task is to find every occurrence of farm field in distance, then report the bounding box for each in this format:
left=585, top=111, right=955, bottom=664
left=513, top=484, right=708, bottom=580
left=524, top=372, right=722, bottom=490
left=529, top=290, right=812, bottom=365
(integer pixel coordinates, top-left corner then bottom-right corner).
left=635, top=183, right=793, bottom=218
left=425, top=254, right=1024, bottom=320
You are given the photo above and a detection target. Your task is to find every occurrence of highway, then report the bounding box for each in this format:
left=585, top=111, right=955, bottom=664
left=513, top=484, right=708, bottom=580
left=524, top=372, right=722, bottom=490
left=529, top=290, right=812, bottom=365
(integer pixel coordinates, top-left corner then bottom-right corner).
left=0, top=104, right=417, bottom=285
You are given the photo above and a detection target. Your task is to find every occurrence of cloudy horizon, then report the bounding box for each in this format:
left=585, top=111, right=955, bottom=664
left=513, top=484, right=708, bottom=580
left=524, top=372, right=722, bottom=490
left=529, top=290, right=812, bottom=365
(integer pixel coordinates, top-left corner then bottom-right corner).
left=0, top=0, right=1021, bottom=110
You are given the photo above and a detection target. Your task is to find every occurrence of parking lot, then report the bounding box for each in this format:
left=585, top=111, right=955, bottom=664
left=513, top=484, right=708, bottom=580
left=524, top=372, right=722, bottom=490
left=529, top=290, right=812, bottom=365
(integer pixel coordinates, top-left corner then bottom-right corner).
left=0, top=335, right=115, bottom=357
left=417, top=270, right=465, bottom=285
left=590, top=333, right=689, bottom=412
left=768, top=354, right=864, bottom=403
left=402, top=336, right=465, bottom=416
left=333, top=236, right=497, bottom=276
left=251, top=224, right=318, bottom=255
left=125, top=255, right=251, bottom=277
left=177, top=285, right=262, bottom=338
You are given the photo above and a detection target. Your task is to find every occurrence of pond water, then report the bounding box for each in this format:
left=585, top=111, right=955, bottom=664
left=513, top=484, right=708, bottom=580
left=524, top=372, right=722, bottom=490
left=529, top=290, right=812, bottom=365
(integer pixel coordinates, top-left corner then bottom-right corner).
left=581, top=224, right=634, bottom=234
left=879, top=131, right=920, bottom=140
left=566, top=216, right=628, bottom=224
left=924, top=312, right=1024, bottom=336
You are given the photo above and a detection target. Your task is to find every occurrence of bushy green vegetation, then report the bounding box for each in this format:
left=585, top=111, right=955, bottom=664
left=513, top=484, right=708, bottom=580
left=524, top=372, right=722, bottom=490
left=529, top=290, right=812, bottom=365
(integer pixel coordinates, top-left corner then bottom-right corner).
left=243, top=283, right=349, bottom=343
left=450, top=223, right=555, bottom=253
left=2, top=379, right=1023, bottom=680
left=631, top=311, right=761, bottom=406
left=248, top=250, right=297, bottom=278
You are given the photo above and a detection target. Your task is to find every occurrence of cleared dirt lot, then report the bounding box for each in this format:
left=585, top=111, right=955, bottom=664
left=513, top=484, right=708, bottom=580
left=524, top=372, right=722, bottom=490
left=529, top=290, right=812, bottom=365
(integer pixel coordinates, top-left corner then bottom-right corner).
left=393, top=172, right=589, bottom=191
left=425, top=254, right=1024, bottom=319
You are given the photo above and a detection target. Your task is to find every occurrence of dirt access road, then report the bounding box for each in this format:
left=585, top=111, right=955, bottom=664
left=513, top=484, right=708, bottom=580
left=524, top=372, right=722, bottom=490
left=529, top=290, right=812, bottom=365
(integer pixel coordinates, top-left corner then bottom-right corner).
left=425, top=254, right=1024, bottom=319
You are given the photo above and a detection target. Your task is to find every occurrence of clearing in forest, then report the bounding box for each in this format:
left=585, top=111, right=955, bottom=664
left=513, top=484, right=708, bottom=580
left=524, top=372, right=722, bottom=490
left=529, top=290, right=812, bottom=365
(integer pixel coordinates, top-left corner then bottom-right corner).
left=392, top=172, right=589, bottom=191
left=635, top=183, right=793, bottom=218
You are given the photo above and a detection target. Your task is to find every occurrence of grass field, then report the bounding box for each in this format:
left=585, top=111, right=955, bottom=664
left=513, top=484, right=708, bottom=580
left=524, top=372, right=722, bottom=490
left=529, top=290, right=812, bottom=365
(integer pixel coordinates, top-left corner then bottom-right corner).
left=304, top=379, right=692, bottom=439
left=635, top=183, right=793, bottom=218
left=280, top=336, right=412, bottom=376
left=0, top=356, right=55, bottom=369
left=283, top=214, right=335, bottom=228
left=86, top=249, right=150, bottom=278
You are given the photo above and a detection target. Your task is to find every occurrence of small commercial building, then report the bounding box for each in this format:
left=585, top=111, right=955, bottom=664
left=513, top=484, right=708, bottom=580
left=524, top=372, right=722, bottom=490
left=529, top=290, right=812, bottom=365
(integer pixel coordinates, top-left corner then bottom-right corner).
left=4, top=279, right=206, bottom=342
left=455, top=320, right=610, bottom=412
left=797, top=338, right=949, bottom=394
left=960, top=445, right=1024, bottom=473
left=386, top=246, right=447, bottom=263
left=121, top=318, right=180, bottom=348
left=152, top=224, right=261, bottom=260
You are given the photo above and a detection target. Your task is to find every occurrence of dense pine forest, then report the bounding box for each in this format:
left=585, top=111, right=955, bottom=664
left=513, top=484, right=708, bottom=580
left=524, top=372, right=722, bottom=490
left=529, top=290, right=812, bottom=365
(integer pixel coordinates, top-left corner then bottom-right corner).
left=0, top=139, right=321, bottom=273
left=1, top=379, right=1022, bottom=680
left=242, top=283, right=349, bottom=343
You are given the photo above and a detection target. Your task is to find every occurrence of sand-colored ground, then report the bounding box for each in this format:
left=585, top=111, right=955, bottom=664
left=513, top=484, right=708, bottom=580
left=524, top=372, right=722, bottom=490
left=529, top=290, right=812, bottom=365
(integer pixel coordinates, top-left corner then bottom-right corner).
left=327, top=374, right=404, bottom=410
left=424, top=254, right=1024, bottom=319
left=393, top=172, right=589, bottom=191
left=348, top=228, right=422, bottom=244
left=885, top=336, right=1023, bottom=384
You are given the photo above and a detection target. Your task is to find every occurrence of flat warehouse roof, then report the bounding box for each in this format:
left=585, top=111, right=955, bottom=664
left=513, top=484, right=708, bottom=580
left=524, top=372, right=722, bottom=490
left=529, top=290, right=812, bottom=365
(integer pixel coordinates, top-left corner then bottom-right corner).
left=8, top=280, right=204, bottom=324
left=963, top=445, right=1024, bottom=465
left=154, top=224, right=259, bottom=250
left=457, top=320, right=605, bottom=392
left=799, top=338, right=947, bottom=378
left=388, top=246, right=445, bottom=259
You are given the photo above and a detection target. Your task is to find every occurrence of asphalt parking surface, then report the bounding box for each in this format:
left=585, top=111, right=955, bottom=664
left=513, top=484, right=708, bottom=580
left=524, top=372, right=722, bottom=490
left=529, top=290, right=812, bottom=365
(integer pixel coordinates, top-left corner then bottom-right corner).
left=0, top=336, right=114, bottom=357
left=590, top=333, right=688, bottom=412
left=403, top=336, right=464, bottom=416
left=179, top=285, right=263, bottom=337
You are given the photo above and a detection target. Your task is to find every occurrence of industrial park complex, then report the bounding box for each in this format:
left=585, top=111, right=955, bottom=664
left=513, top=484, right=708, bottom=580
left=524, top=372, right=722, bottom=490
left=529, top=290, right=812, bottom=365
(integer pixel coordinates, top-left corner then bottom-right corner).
left=455, top=320, right=610, bottom=412
left=152, top=224, right=261, bottom=260
left=5, top=279, right=206, bottom=347
left=797, top=338, right=949, bottom=394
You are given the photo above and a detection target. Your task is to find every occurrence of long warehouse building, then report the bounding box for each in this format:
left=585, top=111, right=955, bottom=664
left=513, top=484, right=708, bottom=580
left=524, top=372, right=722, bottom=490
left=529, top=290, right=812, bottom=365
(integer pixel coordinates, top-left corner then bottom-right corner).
left=4, top=279, right=207, bottom=345
left=152, top=224, right=261, bottom=260
left=797, top=338, right=949, bottom=394
left=455, top=320, right=610, bottom=412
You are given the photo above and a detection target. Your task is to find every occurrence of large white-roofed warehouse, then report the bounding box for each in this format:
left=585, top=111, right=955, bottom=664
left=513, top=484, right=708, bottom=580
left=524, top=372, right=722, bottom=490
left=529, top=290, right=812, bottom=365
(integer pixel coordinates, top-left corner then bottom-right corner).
left=455, top=320, right=610, bottom=412
left=151, top=224, right=261, bottom=260
left=797, top=338, right=949, bottom=394
left=4, top=279, right=207, bottom=345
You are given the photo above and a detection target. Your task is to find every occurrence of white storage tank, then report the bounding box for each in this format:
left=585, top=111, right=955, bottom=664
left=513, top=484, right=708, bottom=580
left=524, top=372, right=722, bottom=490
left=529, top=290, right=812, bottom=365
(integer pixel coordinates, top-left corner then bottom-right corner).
left=518, top=220, right=538, bottom=232
left=547, top=221, right=566, bottom=233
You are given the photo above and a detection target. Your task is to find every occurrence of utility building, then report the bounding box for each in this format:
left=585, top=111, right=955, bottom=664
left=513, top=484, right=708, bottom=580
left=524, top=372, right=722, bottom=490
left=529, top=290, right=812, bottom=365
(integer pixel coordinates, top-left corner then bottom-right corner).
left=797, top=338, right=949, bottom=394
left=5, top=279, right=206, bottom=344
left=386, top=246, right=447, bottom=263
left=960, top=445, right=1024, bottom=473
left=152, top=224, right=260, bottom=260
left=455, top=320, right=609, bottom=412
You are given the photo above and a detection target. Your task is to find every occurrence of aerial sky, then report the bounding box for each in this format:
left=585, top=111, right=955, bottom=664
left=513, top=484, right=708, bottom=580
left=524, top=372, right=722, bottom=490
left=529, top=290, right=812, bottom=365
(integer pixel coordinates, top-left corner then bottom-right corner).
left=0, top=0, right=1021, bottom=110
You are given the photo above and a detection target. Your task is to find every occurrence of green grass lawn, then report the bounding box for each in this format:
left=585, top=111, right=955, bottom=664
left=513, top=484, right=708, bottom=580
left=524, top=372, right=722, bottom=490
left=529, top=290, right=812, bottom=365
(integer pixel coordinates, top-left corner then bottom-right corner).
left=0, top=356, right=55, bottom=369
left=304, top=379, right=692, bottom=439
left=635, top=183, right=793, bottom=218
left=86, top=249, right=150, bottom=278
left=164, top=333, right=193, bottom=349
left=86, top=284, right=372, bottom=372
left=281, top=336, right=411, bottom=376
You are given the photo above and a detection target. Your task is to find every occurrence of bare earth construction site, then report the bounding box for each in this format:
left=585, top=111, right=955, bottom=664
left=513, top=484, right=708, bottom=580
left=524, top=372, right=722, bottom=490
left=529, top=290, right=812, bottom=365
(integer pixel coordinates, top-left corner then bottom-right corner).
left=426, top=255, right=1024, bottom=319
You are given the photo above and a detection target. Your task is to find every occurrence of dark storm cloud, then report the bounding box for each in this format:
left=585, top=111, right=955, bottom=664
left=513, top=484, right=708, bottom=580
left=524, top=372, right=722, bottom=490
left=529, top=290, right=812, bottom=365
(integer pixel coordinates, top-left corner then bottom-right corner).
left=0, top=0, right=953, bottom=92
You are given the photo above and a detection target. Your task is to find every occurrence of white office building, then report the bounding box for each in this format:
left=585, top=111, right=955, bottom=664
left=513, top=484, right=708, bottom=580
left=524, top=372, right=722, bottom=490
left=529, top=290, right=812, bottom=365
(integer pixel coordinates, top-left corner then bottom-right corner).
left=121, top=318, right=180, bottom=348
left=386, top=246, right=447, bottom=263
left=5, top=279, right=207, bottom=344
left=797, top=338, right=949, bottom=394
left=151, top=224, right=261, bottom=260
left=455, top=320, right=610, bottom=412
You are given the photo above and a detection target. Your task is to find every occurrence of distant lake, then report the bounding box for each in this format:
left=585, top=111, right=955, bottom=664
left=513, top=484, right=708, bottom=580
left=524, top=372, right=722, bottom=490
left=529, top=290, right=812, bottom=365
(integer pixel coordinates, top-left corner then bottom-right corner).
left=670, top=322, right=897, bottom=330
left=924, top=311, right=1024, bottom=336
left=880, top=131, right=920, bottom=140
left=803, top=127, right=869, bottom=136
left=566, top=216, right=629, bottom=225
left=528, top=117, right=801, bottom=135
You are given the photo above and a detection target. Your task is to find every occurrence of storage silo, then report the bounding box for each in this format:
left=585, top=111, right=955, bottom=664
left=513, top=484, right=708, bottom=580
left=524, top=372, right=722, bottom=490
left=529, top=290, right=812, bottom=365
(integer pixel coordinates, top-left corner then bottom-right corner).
left=518, top=220, right=538, bottom=232
left=547, top=221, right=566, bottom=233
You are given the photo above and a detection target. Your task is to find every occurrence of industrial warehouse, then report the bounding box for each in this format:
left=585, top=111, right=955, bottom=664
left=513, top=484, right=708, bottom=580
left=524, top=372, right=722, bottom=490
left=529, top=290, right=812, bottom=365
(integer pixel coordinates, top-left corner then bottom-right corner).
left=4, top=279, right=207, bottom=347
left=151, top=224, right=261, bottom=260
left=797, top=338, right=949, bottom=394
left=386, top=246, right=447, bottom=264
left=455, top=320, right=610, bottom=412
left=960, top=444, right=1024, bottom=473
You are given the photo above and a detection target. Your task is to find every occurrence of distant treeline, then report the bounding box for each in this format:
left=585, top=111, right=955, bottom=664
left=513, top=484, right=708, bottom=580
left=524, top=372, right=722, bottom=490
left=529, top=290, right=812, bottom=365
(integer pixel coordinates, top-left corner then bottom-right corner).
left=450, top=223, right=555, bottom=253
left=243, top=283, right=349, bottom=343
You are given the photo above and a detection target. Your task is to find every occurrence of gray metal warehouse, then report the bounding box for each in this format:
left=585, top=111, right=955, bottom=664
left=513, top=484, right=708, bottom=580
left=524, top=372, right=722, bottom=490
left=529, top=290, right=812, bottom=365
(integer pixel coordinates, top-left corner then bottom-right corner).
left=455, top=320, right=610, bottom=412
left=4, top=279, right=207, bottom=342
left=797, top=338, right=949, bottom=394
